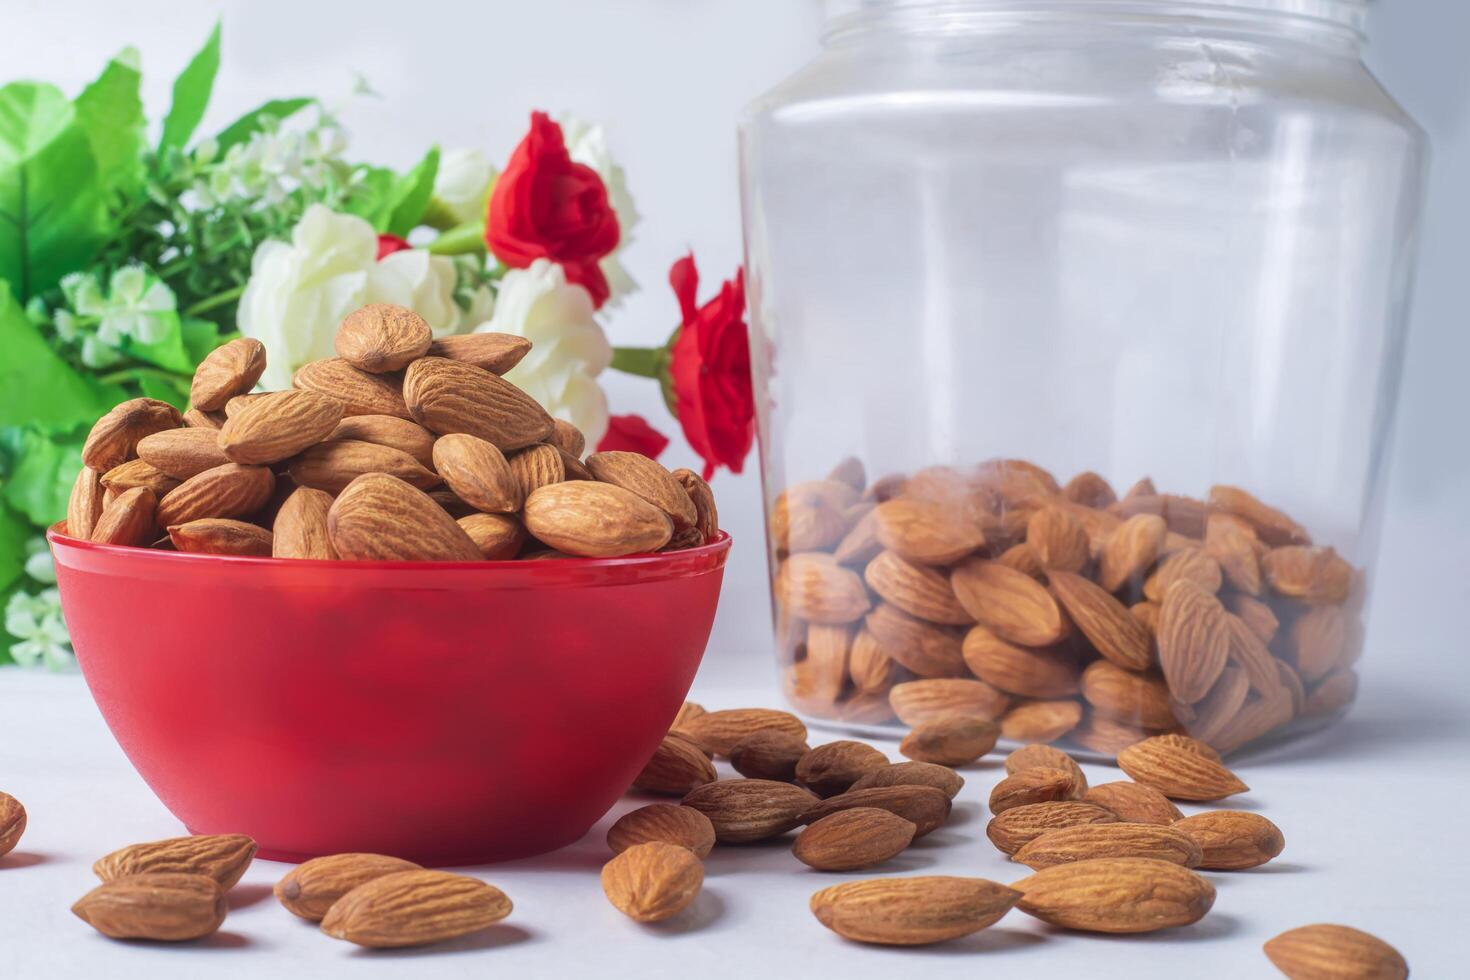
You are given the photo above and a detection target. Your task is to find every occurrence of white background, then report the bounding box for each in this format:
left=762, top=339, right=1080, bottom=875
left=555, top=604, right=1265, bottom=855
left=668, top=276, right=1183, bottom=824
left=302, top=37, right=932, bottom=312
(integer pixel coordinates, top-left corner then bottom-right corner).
left=1, top=1, right=1467, bottom=976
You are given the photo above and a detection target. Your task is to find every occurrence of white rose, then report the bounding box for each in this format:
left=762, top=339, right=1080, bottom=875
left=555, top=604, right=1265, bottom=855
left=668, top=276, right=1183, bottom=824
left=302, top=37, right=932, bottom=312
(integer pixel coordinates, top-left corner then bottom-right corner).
left=481, top=259, right=612, bottom=446
left=432, top=148, right=496, bottom=227
left=366, top=249, right=474, bottom=338
left=558, top=114, right=639, bottom=306
left=236, top=204, right=374, bottom=390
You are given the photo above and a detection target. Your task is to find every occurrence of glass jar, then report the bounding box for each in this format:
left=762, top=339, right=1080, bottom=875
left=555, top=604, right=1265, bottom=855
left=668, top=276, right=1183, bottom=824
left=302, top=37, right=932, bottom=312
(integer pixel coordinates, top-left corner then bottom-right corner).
left=739, top=0, right=1426, bottom=756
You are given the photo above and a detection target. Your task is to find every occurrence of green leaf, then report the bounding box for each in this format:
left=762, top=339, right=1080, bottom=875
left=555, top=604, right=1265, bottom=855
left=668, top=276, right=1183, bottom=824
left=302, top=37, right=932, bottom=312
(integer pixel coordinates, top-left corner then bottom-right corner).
left=0, top=82, right=110, bottom=300
left=159, top=22, right=221, bottom=153
left=0, top=500, right=31, bottom=596
left=180, top=316, right=222, bottom=365
left=0, top=426, right=82, bottom=526
left=74, top=47, right=146, bottom=204
left=137, top=372, right=189, bottom=409
left=428, top=221, right=487, bottom=256
left=117, top=309, right=191, bottom=373
left=0, top=281, right=124, bottom=430
left=385, top=147, right=440, bottom=238
left=213, top=97, right=313, bottom=153
left=340, top=165, right=398, bottom=228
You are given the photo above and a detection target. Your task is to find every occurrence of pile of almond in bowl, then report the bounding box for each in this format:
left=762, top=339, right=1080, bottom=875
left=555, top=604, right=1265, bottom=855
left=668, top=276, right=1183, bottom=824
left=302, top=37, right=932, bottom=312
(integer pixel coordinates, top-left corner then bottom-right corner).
left=64, top=303, right=716, bottom=560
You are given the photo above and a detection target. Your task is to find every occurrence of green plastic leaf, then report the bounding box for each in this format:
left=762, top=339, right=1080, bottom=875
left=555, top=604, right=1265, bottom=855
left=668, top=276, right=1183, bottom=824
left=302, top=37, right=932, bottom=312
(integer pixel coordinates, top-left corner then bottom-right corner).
left=116, top=309, right=190, bottom=373
left=0, top=82, right=110, bottom=301
left=159, top=22, right=221, bottom=153
left=1, top=426, right=82, bottom=526
left=137, top=372, right=189, bottom=410
left=213, top=97, right=313, bottom=153
left=428, top=221, right=487, bottom=256
left=340, top=165, right=398, bottom=228
left=0, top=281, right=124, bottom=430
left=0, top=501, right=30, bottom=596
left=385, top=147, right=440, bottom=238
left=181, top=316, right=222, bottom=365
left=74, top=47, right=146, bottom=204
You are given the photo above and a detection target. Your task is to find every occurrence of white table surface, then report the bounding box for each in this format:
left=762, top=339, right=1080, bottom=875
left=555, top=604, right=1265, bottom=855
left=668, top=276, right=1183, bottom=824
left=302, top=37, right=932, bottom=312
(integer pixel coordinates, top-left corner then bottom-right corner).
left=1, top=660, right=1464, bottom=978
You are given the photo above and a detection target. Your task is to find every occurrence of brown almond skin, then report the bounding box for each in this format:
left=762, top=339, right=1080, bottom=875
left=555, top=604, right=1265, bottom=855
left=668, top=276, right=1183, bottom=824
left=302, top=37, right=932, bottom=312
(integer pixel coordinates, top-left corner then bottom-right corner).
left=320, top=869, right=512, bottom=947
left=681, top=779, right=820, bottom=843
left=94, top=834, right=257, bottom=888
left=796, top=741, right=890, bottom=798
left=1157, top=579, right=1233, bottom=704
left=155, top=463, right=275, bottom=528
left=1083, top=781, right=1184, bottom=825
left=794, top=807, right=916, bottom=871
left=950, top=558, right=1067, bottom=646
left=1011, top=857, right=1215, bottom=933
left=729, top=730, right=811, bottom=782
left=288, top=439, right=440, bottom=495
left=90, top=487, right=158, bottom=547
left=327, top=415, right=437, bottom=468
left=272, top=487, right=337, bottom=560
left=777, top=553, right=871, bottom=625
left=601, top=842, right=704, bottom=923
left=66, top=466, right=106, bottom=540
left=183, top=408, right=225, bottom=430
left=986, top=801, right=1118, bottom=855
left=888, top=678, right=1009, bottom=726
left=218, top=389, right=345, bottom=465
left=99, top=458, right=181, bottom=497
left=167, top=518, right=273, bottom=556
left=328, top=473, right=482, bottom=562
left=585, top=451, right=699, bottom=530
left=680, top=709, right=807, bottom=758
left=522, top=481, right=673, bottom=558
left=1264, top=924, right=1408, bottom=980
left=457, top=513, right=525, bottom=560
left=336, top=303, right=432, bottom=373
left=432, top=432, right=522, bottom=514
left=0, top=791, right=26, bottom=856
left=1049, top=571, right=1154, bottom=672
left=800, top=785, right=951, bottom=839
left=190, top=338, right=268, bottom=411
left=810, top=876, right=1022, bottom=946
left=403, top=356, right=553, bottom=450
left=607, top=804, right=716, bottom=859
left=136, top=427, right=232, bottom=480
left=1081, top=660, right=1179, bottom=730
left=848, top=761, right=965, bottom=801
left=1096, top=514, right=1168, bottom=592
left=82, top=398, right=183, bottom=472
left=72, top=872, right=227, bottom=941
left=1173, top=810, right=1285, bottom=870
left=426, top=332, right=532, bottom=375
left=632, top=734, right=717, bottom=796
left=1000, top=700, right=1084, bottom=743
left=989, top=767, right=1078, bottom=815
left=1117, top=736, right=1249, bottom=801
left=900, top=716, right=998, bottom=767
left=293, top=357, right=412, bottom=419
left=1005, top=744, right=1088, bottom=797
left=275, top=853, right=422, bottom=921
left=1011, top=823, right=1203, bottom=870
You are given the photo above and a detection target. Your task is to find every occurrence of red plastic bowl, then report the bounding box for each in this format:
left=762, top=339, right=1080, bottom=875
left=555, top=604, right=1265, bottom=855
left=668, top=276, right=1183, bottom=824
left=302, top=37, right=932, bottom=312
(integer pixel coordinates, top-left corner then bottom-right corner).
left=49, top=526, right=729, bottom=866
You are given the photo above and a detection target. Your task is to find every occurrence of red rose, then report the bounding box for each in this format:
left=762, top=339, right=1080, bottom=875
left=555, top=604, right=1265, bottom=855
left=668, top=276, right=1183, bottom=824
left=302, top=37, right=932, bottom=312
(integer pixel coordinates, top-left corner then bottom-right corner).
left=667, top=254, right=754, bottom=480
left=596, top=414, right=670, bottom=458
left=485, top=111, right=620, bottom=307
left=375, top=234, right=412, bottom=260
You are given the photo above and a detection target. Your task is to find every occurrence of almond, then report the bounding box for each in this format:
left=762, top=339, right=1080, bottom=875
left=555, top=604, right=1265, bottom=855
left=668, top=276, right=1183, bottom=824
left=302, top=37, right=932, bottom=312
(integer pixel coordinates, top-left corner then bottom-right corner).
left=872, top=498, right=986, bottom=565
left=1011, top=857, right=1214, bottom=932
left=0, top=791, right=26, bottom=856
left=275, top=853, right=422, bottom=921
left=1228, top=593, right=1281, bottom=643
left=320, top=869, right=512, bottom=947
left=1262, top=545, right=1353, bottom=603
left=272, top=487, right=337, bottom=560
left=431, top=432, right=521, bottom=514
left=82, top=398, right=183, bottom=471
left=1205, top=513, right=1263, bottom=595
left=1288, top=605, right=1348, bottom=683
left=847, top=627, right=900, bottom=694
left=507, top=443, right=566, bottom=498
left=1173, top=810, right=1285, bottom=870
left=1208, top=484, right=1310, bottom=546
left=682, top=779, right=819, bottom=843
left=950, top=558, right=1067, bottom=647
left=426, top=332, right=532, bottom=374
left=1097, top=514, right=1167, bottom=592
left=1303, top=669, right=1358, bottom=718
left=66, top=466, right=106, bottom=540
left=1080, top=661, right=1177, bottom=730
left=1063, top=471, right=1117, bottom=509
left=90, top=487, right=158, bottom=546
left=1116, top=735, right=1248, bottom=801
left=888, top=678, right=1009, bottom=726
left=224, top=392, right=270, bottom=418
left=1112, top=493, right=1209, bottom=538
left=800, top=785, right=952, bottom=838
left=1004, top=744, right=1088, bottom=795
left=544, top=418, right=586, bottom=457
left=1049, top=570, right=1155, bottom=672
left=794, top=807, right=916, bottom=871
left=848, top=761, right=964, bottom=799
left=136, top=427, right=232, bottom=480
left=633, top=734, right=718, bottom=795
left=864, top=603, right=965, bottom=676
left=218, top=389, right=344, bottom=465
left=404, top=356, right=552, bottom=449
left=673, top=468, right=718, bottom=542
left=607, top=804, right=716, bottom=858
left=827, top=456, right=867, bottom=490
left=1225, top=611, right=1284, bottom=693
left=1131, top=600, right=1161, bottom=636
left=1000, top=700, right=1084, bottom=743
left=989, top=767, right=1078, bottom=815
left=72, top=872, right=227, bottom=941
left=288, top=439, right=439, bottom=495
left=522, top=481, right=673, bottom=557
left=986, top=801, right=1117, bottom=855
left=457, top=512, right=525, bottom=560
left=1191, top=665, right=1253, bottom=743
left=864, top=550, right=971, bottom=625
left=190, top=337, right=268, bottom=411
left=998, top=542, right=1046, bottom=579
left=585, top=451, right=699, bottom=530
left=156, top=463, right=275, bottom=528
left=167, top=518, right=272, bottom=556
left=681, top=708, right=808, bottom=758
left=962, top=627, right=1079, bottom=699
left=294, top=357, right=412, bottom=418
left=1027, top=507, right=1091, bottom=572
left=1157, top=580, right=1232, bottom=704
left=327, top=414, right=436, bottom=468
left=809, top=876, right=1021, bottom=946
left=1125, top=477, right=1157, bottom=499
left=1143, top=547, right=1223, bottom=603
left=100, top=458, right=181, bottom=497
left=729, top=730, right=810, bottom=781
left=335, top=303, right=432, bottom=373
left=1083, top=781, right=1183, bottom=825
left=94, top=833, right=257, bottom=887
left=771, top=480, right=860, bottom=552
left=183, top=407, right=225, bottom=429
left=1263, top=923, right=1407, bottom=979
left=671, top=701, right=707, bottom=732
left=796, top=741, right=890, bottom=797
left=900, top=716, right=997, bottom=767
left=1012, top=823, right=1202, bottom=870
left=1072, top=714, right=1165, bottom=757
left=777, top=553, right=871, bottom=625
left=601, top=841, right=704, bottom=923
left=328, top=473, right=482, bottom=561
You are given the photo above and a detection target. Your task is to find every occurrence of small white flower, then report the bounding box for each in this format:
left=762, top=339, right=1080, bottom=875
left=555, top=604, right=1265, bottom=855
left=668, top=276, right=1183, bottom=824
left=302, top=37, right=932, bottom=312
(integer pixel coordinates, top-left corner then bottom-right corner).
left=5, top=588, right=73, bottom=672
left=433, top=148, right=496, bottom=227
left=558, top=114, right=640, bottom=306
left=96, top=266, right=176, bottom=346
left=480, top=259, right=612, bottom=446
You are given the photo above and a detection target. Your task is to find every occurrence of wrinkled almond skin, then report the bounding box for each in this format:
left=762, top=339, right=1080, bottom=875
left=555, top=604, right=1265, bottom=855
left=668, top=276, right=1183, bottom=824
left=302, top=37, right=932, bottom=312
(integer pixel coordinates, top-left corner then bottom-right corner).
left=1209, top=484, right=1311, bottom=547
left=962, top=626, right=1080, bottom=698
left=632, top=734, right=718, bottom=795
left=522, top=481, right=673, bottom=557
left=507, top=444, right=566, bottom=498
left=889, top=678, right=1009, bottom=726
left=319, top=869, right=512, bottom=948
left=294, top=357, right=412, bottom=419
left=99, top=458, right=181, bottom=497
left=191, top=338, right=268, bottom=412
left=1081, top=661, right=1178, bottom=730
left=66, top=466, right=106, bottom=540
left=1262, top=545, right=1354, bottom=603
left=328, top=473, right=482, bottom=562
left=183, top=408, right=225, bottom=430
left=72, top=872, right=227, bottom=941
left=607, top=804, right=716, bottom=859
left=432, top=432, right=522, bottom=514
left=679, top=709, right=808, bottom=759
left=1000, top=701, right=1084, bottom=744
left=1263, top=924, right=1408, bottom=980
left=1083, top=781, right=1184, bottom=825
left=1004, top=744, right=1088, bottom=796
left=585, top=451, right=699, bottom=530
left=1028, top=507, right=1091, bottom=573
left=327, top=414, right=436, bottom=468
left=336, top=303, right=432, bottom=373
left=1011, top=857, right=1215, bottom=933
left=1012, top=823, right=1202, bottom=870
left=796, top=741, right=890, bottom=797
left=865, top=603, right=965, bottom=677
left=673, top=468, right=718, bottom=543
left=989, top=767, right=1079, bottom=815
left=872, top=498, right=986, bottom=565
left=601, top=842, right=704, bottom=923
left=1050, top=571, right=1155, bottom=672
left=288, top=439, right=440, bottom=495
left=90, top=486, right=157, bottom=547
left=1173, top=810, right=1285, bottom=870
left=457, top=513, right=526, bottom=560
left=950, top=559, right=1067, bottom=647
left=404, top=356, right=553, bottom=450
left=865, top=550, right=973, bottom=625
left=82, top=398, right=183, bottom=471
left=810, top=876, right=1021, bottom=946
left=794, top=807, right=916, bottom=871
left=167, top=518, right=273, bottom=556
left=1096, top=514, right=1168, bottom=593
left=272, top=487, right=337, bottom=560
left=94, top=834, right=257, bottom=888
left=800, top=785, right=952, bottom=838
left=1157, top=579, right=1234, bottom=705
left=545, top=419, right=586, bottom=458
left=849, top=761, right=965, bottom=800
left=0, top=791, right=26, bottom=856
left=426, top=332, right=532, bottom=375
left=777, top=553, right=871, bottom=625
left=1144, top=547, right=1224, bottom=604
left=986, top=801, right=1118, bottom=855
left=899, top=716, right=998, bottom=767
left=218, top=389, right=344, bottom=465
left=1117, top=736, right=1249, bottom=802
left=155, top=463, right=275, bottom=529
left=136, top=428, right=232, bottom=480
left=681, top=779, right=820, bottom=843
left=275, top=853, right=422, bottom=921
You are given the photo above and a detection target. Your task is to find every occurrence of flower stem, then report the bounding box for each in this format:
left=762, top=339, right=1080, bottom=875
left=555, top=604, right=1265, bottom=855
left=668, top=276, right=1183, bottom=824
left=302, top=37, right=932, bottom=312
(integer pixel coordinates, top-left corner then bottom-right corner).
left=183, top=285, right=246, bottom=318
left=611, top=346, right=667, bottom=379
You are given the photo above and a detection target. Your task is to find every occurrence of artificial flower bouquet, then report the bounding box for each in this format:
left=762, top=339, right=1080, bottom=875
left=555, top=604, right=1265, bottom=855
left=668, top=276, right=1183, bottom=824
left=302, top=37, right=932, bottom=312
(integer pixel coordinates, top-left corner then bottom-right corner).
left=0, top=25, right=752, bottom=668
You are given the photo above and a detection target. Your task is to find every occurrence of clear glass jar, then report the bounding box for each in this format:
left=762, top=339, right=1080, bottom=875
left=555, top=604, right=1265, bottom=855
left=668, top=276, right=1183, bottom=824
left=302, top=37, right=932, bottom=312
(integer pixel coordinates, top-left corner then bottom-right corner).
left=739, top=0, right=1426, bottom=756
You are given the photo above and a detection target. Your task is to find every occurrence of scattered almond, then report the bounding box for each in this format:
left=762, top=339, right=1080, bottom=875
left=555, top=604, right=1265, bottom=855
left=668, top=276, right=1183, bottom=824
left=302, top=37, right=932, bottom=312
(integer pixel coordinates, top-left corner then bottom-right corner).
left=320, top=869, right=512, bottom=947
left=607, top=804, right=716, bottom=859
left=1263, top=923, right=1407, bottom=980
left=989, top=768, right=1078, bottom=815
left=1005, top=744, right=1088, bottom=796
left=0, top=792, right=26, bottom=856
left=1116, top=735, right=1249, bottom=801
left=800, top=785, right=952, bottom=838
left=794, top=807, right=916, bottom=871
left=601, top=842, right=704, bottom=923
left=275, top=853, right=422, bottom=921
left=1173, top=810, right=1285, bottom=870
left=899, top=716, right=998, bottom=767
left=632, top=734, right=717, bottom=796
left=1012, top=822, right=1202, bottom=870
left=1083, top=781, right=1184, bottom=825
left=986, top=801, right=1117, bottom=855
left=810, top=876, right=1021, bottom=946
left=1011, top=857, right=1215, bottom=933
left=728, top=730, right=810, bottom=782
left=72, top=872, right=227, bottom=941
left=681, top=779, right=820, bottom=843
left=848, top=761, right=965, bottom=800
left=94, top=834, right=257, bottom=888
left=681, top=709, right=808, bottom=759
